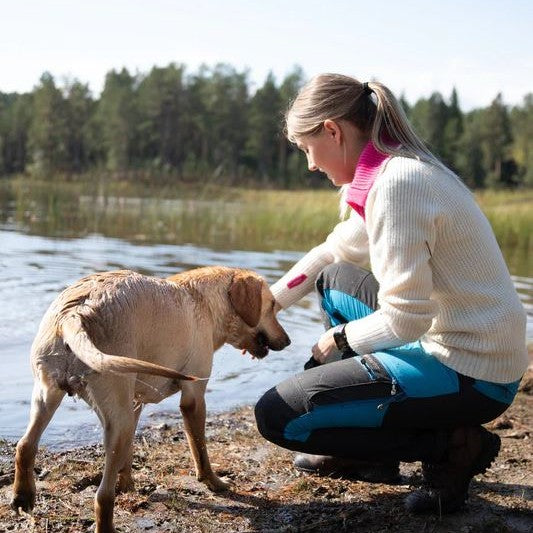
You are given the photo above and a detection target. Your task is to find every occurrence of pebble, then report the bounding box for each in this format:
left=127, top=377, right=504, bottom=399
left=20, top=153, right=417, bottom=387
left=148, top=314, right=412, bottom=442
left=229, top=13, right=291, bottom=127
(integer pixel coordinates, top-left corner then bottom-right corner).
left=136, top=517, right=156, bottom=529
left=148, top=489, right=171, bottom=502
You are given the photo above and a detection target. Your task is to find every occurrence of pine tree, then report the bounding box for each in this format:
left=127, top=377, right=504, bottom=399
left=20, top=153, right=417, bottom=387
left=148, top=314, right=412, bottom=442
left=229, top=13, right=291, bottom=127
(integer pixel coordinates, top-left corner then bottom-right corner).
left=443, top=88, right=463, bottom=171
left=510, top=94, right=533, bottom=187
left=456, top=111, right=485, bottom=188
left=28, top=72, right=69, bottom=177
left=278, top=66, right=306, bottom=186
left=136, top=63, right=186, bottom=173
left=246, top=72, right=282, bottom=181
left=480, top=94, right=514, bottom=188
left=0, top=93, right=32, bottom=175
left=97, top=68, right=137, bottom=171
left=64, top=80, right=94, bottom=172
left=409, top=92, right=449, bottom=160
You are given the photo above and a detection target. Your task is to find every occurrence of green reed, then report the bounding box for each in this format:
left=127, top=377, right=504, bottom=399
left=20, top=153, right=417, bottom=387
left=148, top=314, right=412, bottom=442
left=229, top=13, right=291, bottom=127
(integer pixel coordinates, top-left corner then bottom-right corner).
left=1, top=177, right=531, bottom=256
left=475, top=189, right=533, bottom=251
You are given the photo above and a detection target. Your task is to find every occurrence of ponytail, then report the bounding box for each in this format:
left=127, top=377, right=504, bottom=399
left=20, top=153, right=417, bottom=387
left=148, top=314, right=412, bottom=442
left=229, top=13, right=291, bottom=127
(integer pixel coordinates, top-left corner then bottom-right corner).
left=367, top=81, right=447, bottom=170
left=286, top=73, right=447, bottom=170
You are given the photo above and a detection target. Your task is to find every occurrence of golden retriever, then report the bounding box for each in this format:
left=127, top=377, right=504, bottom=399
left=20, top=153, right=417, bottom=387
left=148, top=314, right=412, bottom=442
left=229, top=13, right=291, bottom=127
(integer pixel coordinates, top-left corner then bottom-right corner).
left=11, top=266, right=290, bottom=533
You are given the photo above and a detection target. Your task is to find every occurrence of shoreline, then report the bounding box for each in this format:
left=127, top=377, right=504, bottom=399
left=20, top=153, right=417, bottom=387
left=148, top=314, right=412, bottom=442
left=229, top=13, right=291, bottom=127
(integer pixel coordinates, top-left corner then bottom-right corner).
left=1, top=368, right=531, bottom=532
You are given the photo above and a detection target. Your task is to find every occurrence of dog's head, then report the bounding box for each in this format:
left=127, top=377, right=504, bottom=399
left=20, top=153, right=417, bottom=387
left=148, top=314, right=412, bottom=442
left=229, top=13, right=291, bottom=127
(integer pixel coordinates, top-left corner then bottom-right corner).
left=228, top=270, right=290, bottom=358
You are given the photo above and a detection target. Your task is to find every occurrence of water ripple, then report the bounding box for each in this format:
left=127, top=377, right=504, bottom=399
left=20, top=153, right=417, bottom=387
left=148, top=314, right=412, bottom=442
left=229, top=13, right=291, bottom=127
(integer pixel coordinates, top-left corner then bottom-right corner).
left=0, top=229, right=531, bottom=448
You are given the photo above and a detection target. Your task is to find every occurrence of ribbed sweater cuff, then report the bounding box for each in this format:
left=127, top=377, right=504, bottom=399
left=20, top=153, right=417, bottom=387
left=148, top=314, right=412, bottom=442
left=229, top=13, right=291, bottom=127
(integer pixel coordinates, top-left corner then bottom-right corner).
left=344, top=311, right=404, bottom=354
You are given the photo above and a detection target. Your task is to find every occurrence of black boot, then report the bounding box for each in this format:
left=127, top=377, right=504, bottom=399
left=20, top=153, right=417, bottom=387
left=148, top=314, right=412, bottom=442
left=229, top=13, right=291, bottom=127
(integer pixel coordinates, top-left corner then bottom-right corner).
left=293, top=454, right=401, bottom=484
left=405, top=426, right=501, bottom=514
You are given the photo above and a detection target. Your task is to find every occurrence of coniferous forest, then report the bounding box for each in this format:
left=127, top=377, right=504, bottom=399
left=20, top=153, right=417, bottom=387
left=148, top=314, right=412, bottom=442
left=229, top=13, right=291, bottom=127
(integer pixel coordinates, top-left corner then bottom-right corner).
left=0, top=63, right=531, bottom=189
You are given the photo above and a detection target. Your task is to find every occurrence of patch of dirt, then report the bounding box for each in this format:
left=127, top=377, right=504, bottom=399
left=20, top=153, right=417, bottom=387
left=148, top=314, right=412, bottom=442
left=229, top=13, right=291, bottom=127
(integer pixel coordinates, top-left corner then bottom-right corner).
left=1, top=368, right=531, bottom=532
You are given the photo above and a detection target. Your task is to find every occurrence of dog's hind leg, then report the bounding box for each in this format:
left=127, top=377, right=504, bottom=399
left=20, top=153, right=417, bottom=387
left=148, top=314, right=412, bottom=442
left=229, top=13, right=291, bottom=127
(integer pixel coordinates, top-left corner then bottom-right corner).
left=116, top=402, right=142, bottom=494
left=93, top=384, right=136, bottom=533
left=11, top=381, right=65, bottom=513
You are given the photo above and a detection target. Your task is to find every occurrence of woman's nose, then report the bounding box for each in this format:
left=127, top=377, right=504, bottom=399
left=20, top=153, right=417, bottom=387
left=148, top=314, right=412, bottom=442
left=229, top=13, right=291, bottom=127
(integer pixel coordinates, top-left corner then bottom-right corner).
left=307, top=156, right=317, bottom=172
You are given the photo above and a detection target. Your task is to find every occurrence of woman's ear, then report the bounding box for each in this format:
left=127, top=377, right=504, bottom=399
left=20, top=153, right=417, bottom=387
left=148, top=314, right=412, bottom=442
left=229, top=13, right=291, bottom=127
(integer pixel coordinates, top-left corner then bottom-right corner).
left=323, top=119, right=343, bottom=145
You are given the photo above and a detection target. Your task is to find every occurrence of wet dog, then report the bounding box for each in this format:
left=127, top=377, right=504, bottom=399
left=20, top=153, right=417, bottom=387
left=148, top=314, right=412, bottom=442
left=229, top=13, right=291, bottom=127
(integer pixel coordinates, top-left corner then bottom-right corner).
left=11, top=266, right=290, bottom=533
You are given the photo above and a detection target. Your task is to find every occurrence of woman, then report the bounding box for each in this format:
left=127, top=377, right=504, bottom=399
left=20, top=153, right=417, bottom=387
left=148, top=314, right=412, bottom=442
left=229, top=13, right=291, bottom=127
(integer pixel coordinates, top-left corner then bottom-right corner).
left=254, top=73, right=528, bottom=514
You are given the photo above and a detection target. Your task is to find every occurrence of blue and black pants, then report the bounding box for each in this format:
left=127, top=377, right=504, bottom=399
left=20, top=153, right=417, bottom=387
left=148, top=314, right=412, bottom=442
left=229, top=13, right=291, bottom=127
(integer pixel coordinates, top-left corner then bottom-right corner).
left=255, top=262, right=520, bottom=463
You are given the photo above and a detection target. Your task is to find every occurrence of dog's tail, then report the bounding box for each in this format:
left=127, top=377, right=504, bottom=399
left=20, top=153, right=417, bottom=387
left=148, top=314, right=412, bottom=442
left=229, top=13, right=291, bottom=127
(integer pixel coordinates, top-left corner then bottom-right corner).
left=61, top=314, right=203, bottom=381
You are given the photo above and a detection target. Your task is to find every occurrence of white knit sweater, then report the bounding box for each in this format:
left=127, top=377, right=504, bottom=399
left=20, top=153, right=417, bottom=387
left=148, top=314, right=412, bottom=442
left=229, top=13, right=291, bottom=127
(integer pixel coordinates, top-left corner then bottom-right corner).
left=271, top=156, right=528, bottom=384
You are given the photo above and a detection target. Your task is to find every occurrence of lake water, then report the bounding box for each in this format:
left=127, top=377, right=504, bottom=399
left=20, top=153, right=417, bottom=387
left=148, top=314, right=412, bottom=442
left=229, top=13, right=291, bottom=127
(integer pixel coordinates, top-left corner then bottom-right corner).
left=1, top=183, right=531, bottom=449
left=0, top=227, right=324, bottom=449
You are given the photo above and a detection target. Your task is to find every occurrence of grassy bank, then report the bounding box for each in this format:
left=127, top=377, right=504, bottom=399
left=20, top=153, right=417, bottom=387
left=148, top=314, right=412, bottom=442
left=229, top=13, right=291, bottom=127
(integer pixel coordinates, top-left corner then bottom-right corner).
left=476, top=189, right=533, bottom=251
left=1, top=177, right=531, bottom=253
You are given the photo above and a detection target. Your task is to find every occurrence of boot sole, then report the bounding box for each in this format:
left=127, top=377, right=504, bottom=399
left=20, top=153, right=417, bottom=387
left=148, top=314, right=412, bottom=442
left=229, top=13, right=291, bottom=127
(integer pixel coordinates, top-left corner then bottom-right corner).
left=294, top=464, right=401, bottom=484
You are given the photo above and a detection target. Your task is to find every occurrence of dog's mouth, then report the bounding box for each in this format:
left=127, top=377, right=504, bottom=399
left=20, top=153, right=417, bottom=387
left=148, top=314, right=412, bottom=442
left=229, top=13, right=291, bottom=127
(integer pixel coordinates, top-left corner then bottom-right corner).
left=250, top=331, right=270, bottom=359
left=240, top=329, right=291, bottom=360
left=240, top=331, right=270, bottom=359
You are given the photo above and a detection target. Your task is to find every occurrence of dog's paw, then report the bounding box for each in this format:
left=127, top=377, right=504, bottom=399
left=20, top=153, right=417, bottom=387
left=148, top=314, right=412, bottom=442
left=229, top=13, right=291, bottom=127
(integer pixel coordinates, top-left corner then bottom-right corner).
left=205, top=475, right=231, bottom=492
left=116, top=474, right=135, bottom=494
left=11, top=491, right=36, bottom=514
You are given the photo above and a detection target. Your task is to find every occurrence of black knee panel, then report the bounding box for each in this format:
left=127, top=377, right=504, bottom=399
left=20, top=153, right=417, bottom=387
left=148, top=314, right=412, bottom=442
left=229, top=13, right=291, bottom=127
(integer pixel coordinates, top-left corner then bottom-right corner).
left=255, top=386, right=303, bottom=447
left=254, top=387, right=286, bottom=445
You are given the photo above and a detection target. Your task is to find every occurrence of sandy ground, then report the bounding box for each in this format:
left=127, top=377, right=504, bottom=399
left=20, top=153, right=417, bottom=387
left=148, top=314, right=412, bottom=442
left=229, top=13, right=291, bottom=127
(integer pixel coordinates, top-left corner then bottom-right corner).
left=1, top=368, right=531, bottom=533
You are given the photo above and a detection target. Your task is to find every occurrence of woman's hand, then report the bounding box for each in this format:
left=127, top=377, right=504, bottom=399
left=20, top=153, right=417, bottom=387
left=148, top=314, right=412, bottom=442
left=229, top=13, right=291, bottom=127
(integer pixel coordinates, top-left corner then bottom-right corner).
left=311, top=328, right=340, bottom=364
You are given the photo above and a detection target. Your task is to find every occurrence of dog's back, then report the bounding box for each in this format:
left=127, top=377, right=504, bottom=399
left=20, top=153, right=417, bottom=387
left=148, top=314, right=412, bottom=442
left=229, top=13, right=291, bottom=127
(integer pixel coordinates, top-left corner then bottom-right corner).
left=31, top=270, right=199, bottom=396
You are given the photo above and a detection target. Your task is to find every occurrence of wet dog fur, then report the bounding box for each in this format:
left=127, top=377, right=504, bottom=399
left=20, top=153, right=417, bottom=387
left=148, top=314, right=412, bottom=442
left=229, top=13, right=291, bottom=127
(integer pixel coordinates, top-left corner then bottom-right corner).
left=11, top=266, right=290, bottom=533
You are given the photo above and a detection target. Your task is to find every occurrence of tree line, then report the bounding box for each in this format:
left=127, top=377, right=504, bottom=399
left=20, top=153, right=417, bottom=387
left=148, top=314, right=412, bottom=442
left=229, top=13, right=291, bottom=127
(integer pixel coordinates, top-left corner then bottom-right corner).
left=0, top=63, right=531, bottom=188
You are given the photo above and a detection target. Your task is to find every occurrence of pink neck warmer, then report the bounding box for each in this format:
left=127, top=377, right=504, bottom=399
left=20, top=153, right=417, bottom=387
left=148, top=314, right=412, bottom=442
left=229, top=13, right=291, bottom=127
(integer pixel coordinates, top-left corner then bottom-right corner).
left=345, top=141, right=390, bottom=219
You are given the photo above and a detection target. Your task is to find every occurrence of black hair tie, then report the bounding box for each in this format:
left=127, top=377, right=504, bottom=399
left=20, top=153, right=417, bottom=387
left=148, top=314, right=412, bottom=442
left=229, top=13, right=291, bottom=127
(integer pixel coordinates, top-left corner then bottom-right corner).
left=362, top=82, right=372, bottom=96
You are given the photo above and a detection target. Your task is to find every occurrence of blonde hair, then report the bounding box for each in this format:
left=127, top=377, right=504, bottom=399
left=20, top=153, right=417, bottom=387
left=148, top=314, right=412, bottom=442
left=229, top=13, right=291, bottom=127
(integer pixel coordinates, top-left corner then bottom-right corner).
left=286, top=73, right=445, bottom=169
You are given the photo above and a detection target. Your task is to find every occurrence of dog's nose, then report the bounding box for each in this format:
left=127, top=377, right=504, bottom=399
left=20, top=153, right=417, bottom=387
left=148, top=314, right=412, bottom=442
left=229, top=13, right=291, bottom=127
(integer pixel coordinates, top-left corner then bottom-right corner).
left=271, top=332, right=291, bottom=351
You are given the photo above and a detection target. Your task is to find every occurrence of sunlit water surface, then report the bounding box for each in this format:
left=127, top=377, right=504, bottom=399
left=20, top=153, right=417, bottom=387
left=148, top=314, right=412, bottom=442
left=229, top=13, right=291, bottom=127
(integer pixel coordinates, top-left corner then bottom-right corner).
left=0, top=228, right=324, bottom=448
left=0, top=189, right=531, bottom=449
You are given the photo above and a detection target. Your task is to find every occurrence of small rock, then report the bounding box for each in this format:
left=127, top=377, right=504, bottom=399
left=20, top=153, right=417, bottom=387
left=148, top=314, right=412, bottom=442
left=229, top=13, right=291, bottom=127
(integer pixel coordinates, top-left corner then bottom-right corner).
left=148, top=489, right=171, bottom=502
left=80, top=486, right=96, bottom=498
left=172, top=430, right=184, bottom=441
left=136, top=517, right=156, bottom=529
left=178, top=475, right=211, bottom=495
left=139, top=483, right=157, bottom=495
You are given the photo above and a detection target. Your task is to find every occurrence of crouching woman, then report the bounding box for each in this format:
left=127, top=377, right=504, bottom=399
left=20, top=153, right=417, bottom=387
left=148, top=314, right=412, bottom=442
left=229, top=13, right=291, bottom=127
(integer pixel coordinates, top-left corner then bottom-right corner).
left=254, top=73, right=528, bottom=513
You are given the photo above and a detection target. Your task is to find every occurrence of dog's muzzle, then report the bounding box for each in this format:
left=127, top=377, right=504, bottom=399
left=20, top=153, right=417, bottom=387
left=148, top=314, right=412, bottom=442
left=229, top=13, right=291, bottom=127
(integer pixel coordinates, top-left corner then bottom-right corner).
left=250, top=329, right=291, bottom=359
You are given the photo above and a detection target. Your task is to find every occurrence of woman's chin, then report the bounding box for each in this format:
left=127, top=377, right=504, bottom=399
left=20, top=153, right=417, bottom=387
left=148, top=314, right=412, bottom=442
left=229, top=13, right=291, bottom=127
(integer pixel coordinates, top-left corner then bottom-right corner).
left=329, top=176, right=346, bottom=186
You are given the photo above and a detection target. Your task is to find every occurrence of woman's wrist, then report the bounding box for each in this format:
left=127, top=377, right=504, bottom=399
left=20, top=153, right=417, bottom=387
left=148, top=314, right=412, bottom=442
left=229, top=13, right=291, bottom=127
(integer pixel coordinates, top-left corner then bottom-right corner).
left=332, top=323, right=356, bottom=357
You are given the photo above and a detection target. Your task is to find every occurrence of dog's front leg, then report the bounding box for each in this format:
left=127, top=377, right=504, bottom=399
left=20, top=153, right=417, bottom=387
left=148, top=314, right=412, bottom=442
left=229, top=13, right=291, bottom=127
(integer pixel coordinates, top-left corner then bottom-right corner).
left=180, top=382, right=230, bottom=492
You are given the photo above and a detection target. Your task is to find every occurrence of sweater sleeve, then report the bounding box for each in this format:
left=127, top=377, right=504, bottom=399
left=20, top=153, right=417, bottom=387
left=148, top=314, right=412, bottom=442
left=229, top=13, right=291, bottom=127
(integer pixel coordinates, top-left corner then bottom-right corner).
left=271, top=212, right=369, bottom=309
left=345, top=162, right=440, bottom=354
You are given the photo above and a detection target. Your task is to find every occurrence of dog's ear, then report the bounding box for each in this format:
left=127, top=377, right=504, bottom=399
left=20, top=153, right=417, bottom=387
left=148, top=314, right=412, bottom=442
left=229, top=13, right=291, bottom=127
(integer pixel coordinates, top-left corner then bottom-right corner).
left=228, top=272, right=263, bottom=328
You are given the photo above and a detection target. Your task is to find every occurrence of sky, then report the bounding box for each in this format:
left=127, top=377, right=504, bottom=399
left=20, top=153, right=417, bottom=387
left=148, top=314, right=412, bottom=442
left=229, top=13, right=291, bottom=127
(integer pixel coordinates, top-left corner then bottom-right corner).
left=1, top=0, right=531, bottom=110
